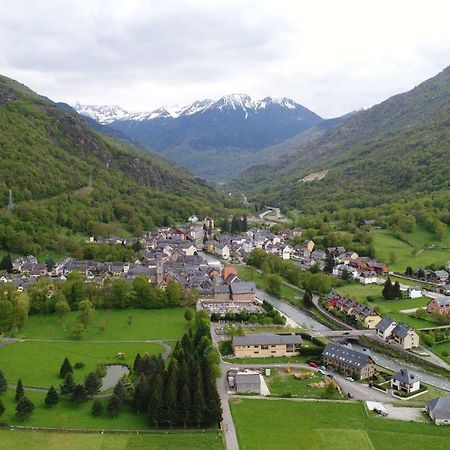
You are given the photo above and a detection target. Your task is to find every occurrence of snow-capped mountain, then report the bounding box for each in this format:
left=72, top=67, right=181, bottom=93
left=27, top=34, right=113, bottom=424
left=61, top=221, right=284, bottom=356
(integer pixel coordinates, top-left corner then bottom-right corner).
left=73, top=94, right=323, bottom=180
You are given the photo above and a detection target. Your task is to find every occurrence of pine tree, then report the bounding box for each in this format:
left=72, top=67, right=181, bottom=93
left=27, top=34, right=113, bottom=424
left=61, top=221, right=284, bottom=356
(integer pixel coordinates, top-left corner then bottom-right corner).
left=133, top=376, right=149, bottom=414
left=0, top=369, right=7, bottom=393
left=92, top=399, right=103, bottom=417
left=192, top=378, right=206, bottom=428
left=303, top=289, right=313, bottom=307
left=382, top=278, right=394, bottom=300
left=394, top=281, right=402, bottom=299
left=113, top=380, right=127, bottom=403
left=324, top=252, right=335, bottom=274
left=0, top=399, right=5, bottom=418
left=148, top=374, right=164, bottom=428
left=84, top=372, right=101, bottom=397
left=45, top=385, right=59, bottom=407
left=133, top=353, right=142, bottom=374
left=16, top=396, right=35, bottom=421
left=70, top=384, right=88, bottom=405
left=59, top=357, right=73, bottom=379
left=178, top=382, right=190, bottom=428
left=60, top=372, right=75, bottom=395
left=0, top=254, right=13, bottom=274
left=164, top=365, right=178, bottom=427
left=107, top=395, right=122, bottom=418
left=15, top=379, right=24, bottom=402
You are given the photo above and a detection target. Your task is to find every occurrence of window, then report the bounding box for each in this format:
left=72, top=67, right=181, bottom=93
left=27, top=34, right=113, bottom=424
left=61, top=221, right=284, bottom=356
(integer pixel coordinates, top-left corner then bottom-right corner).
left=261, top=345, right=269, bottom=350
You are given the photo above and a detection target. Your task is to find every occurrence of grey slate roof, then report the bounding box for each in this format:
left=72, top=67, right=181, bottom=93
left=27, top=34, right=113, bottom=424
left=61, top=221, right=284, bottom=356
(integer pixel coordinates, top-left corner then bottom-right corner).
left=230, top=281, right=256, bottom=295
left=392, top=368, right=420, bottom=384
left=427, top=397, right=450, bottom=421
left=235, top=372, right=261, bottom=386
left=376, top=317, right=396, bottom=333
left=434, top=296, right=450, bottom=308
left=391, top=323, right=413, bottom=339
left=233, top=333, right=303, bottom=347
left=322, top=344, right=373, bottom=369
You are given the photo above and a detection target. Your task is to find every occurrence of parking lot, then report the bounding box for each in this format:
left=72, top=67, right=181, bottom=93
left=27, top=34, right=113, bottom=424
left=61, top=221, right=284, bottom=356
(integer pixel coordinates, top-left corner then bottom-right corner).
left=202, top=301, right=264, bottom=315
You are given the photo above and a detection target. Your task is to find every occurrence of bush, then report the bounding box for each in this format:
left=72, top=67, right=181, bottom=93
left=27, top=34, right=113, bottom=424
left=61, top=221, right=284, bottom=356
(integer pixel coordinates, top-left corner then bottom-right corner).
left=219, top=340, right=233, bottom=356
left=74, top=362, right=85, bottom=369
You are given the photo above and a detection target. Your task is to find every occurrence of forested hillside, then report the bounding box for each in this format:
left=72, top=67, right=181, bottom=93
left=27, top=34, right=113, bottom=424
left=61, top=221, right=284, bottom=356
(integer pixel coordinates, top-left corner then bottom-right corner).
left=233, top=66, right=450, bottom=212
left=0, top=75, right=226, bottom=256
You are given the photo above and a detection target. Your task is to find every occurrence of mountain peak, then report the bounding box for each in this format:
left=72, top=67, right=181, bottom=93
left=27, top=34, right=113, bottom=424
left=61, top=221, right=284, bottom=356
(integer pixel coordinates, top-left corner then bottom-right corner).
left=73, top=102, right=131, bottom=124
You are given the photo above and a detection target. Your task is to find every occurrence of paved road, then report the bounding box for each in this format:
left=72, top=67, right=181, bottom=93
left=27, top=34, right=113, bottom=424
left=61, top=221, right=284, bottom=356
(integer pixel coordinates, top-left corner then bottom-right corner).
left=317, top=329, right=376, bottom=338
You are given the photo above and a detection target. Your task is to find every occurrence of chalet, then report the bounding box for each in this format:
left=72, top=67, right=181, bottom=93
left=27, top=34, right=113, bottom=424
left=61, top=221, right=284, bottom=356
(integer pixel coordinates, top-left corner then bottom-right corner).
left=230, top=281, right=256, bottom=302
left=214, top=243, right=230, bottom=260
left=390, top=323, right=420, bottom=349
left=303, top=240, right=315, bottom=252
left=233, top=333, right=303, bottom=358
left=367, top=261, right=389, bottom=274
left=336, top=296, right=357, bottom=315
left=321, top=344, right=375, bottom=380
left=375, top=317, right=397, bottom=340
left=427, top=397, right=450, bottom=425
left=352, top=304, right=381, bottom=329
left=427, top=297, right=450, bottom=316
left=332, top=264, right=359, bottom=279
left=434, top=270, right=449, bottom=283
left=436, top=284, right=450, bottom=296
left=390, top=368, right=421, bottom=394
left=358, top=271, right=378, bottom=284
left=282, top=245, right=293, bottom=260
left=407, top=287, right=423, bottom=299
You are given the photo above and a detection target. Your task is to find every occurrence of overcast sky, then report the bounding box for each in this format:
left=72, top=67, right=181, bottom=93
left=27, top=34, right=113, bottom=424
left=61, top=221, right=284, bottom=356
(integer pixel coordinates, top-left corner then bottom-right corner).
left=1, top=0, right=450, bottom=118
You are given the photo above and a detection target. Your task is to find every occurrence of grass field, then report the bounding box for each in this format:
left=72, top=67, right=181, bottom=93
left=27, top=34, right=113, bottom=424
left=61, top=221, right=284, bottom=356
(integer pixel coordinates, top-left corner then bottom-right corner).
left=432, top=341, right=450, bottom=365
left=230, top=399, right=450, bottom=450
left=265, top=369, right=343, bottom=399
left=0, top=341, right=163, bottom=388
left=373, top=226, right=450, bottom=272
left=0, top=430, right=224, bottom=450
left=14, top=308, right=189, bottom=341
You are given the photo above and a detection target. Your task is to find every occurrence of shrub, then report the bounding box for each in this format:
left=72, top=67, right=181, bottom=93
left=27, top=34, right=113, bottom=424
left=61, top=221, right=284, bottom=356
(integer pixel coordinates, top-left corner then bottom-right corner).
left=74, top=362, right=85, bottom=369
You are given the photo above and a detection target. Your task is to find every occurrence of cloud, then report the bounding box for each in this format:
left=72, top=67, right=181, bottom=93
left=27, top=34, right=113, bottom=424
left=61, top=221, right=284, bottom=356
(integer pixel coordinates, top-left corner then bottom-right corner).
left=0, top=0, right=450, bottom=117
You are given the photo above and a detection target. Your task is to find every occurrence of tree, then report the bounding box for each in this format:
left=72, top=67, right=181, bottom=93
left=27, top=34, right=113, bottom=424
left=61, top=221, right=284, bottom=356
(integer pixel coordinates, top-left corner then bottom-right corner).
left=70, top=384, right=88, bottom=405
left=178, top=383, right=190, bottom=428
left=113, top=380, right=128, bottom=403
left=72, top=323, right=86, bottom=339
left=133, top=353, right=142, bottom=374
left=382, top=278, right=394, bottom=300
left=45, top=385, right=59, bottom=407
left=0, top=399, right=4, bottom=418
left=0, top=369, right=7, bottom=393
left=393, top=281, right=402, bottom=299
left=107, top=394, right=122, bottom=418
left=0, top=300, right=13, bottom=333
left=60, top=372, right=75, bottom=395
left=59, top=357, right=73, bottom=379
left=15, top=379, right=24, bottom=402
left=184, top=308, right=193, bottom=324
left=45, top=257, right=55, bottom=272
left=148, top=374, right=164, bottom=428
left=92, top=399, right=103, bottom=417
left=0, top=254, right=13, bottom=273
left=78, top=300, right=95, bottom=326
left=302, top=289, right=313, bottom=308
left=267, top=274, right=282, bottom=296
left=84, top=372, right=102, bottom=397
left=324, top=252, right=335, bottom=274
left=16, top=396, right=35, bottom=421
left=55, top=299, right=70, bottom=319
left=405, top=266, right=413, bottom=276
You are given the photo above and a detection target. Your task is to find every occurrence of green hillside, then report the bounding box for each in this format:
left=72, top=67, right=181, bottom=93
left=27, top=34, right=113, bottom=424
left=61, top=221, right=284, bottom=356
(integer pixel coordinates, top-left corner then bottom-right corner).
left=233, top=66, right=450, bottom=212
left=0, top=75, right=226, bottom=255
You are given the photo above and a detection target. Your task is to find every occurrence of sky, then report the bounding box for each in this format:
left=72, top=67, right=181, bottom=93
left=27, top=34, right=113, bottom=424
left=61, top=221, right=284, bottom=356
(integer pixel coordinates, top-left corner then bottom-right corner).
left=1, top=0, right=450, bottom=118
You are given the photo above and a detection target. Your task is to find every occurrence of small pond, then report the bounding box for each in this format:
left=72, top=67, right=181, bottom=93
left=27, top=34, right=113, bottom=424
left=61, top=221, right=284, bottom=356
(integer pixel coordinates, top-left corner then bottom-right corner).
left=101, top=364, right=130, bottom=391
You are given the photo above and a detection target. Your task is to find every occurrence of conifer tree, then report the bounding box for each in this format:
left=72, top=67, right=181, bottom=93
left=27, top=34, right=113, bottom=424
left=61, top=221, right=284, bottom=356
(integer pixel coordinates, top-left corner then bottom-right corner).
left=15, top=379, right=24, bottom=402
left=0, top=399, right=4, bottom=418
left=133, top=353, right=142, bottom=374
left=148, top=374, right=164, bottom=428
left=92, top=399, right=103, bottom=417
left=16, top=396, right=35, bottom=421
left=45, top=385, right=59, bottom=407
left=84, top=372, right=102, bottom=397
left=60, top=372, right=75, bottom=395
left=178, top=382, right=190, bottom=428
left=0, top=369, right=7, bottom=393
left=382, top=278, right=394, bottom=300
left=394, top=281, right=402, bottom=299
left=113, top=379, right=127, bottom=403
left=133, top=376, right=149, bottom=414
left=107, top=394, right=122, bottom=418
left=59, top=357, right=73, bottom=379
left=70, top=384, right=88, bottom=405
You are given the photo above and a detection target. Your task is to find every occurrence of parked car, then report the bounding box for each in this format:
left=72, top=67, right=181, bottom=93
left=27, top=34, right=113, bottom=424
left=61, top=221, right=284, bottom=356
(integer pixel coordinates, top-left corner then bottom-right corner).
left=347, top=392, right=354, bottom=398
left=320, top=366, right=326, bottom=371
left=318, top=369, right=326, bottom=375
left=309, top=362, right=318, bottom=368
left=327, top=373, right=335, bottom=379
left=374, top=407, right=388, bottom=417
left=346, top=377, right=354, bottom=382
left=343, top=332, right=350, bottom=335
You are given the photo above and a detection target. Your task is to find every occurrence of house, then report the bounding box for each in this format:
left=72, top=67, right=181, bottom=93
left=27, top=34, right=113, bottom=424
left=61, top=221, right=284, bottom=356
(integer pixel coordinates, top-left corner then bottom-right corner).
left=390, top=368, right=421, bottom=394
left=436, top=284, right=450, bottom=296
left=230, top=281, right=256, bottom=302
left=390, top=323, right=420, bottom=349
left=292, top=227, right=303, bottom=237
left=352, top=304, right=382, bottom=329
left=214, top=243, right=230, bottom=260
left=303, top=240, right=315, bottom=252
left=235, top=371, right=261, bottom=394
left=188, top=215, right=198, bottom=223
left=213, top=284, right=231, bottom=301
left=321, top=344, right=375, bottom=380
left=203, top=217, right=214, bottom=229
left=233, top=333, right=303, bottom=358
left=434, top=270, right=449, bottom=283
left=282, top=245, right=293, bottom=260
left=426, top=397, right=450, bottom=425
left=367, top=261, right=389, bottom=274
left=332, top=264, right=359, bottom=279
left=427, top=297, right=450, bottom=316
left=358, top=271, right=378, bottom=284
left=375, top=317, right=397, bottom=340
left=407, top=287, right=423, bottom=299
